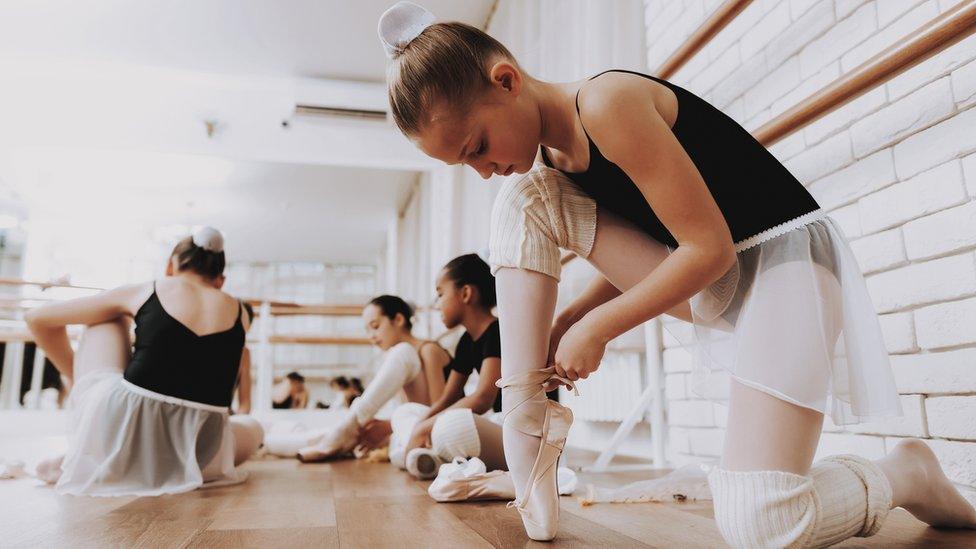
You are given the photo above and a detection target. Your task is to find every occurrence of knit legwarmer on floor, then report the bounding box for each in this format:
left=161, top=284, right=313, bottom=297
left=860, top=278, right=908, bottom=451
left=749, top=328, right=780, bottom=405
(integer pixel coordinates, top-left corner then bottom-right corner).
left=708, top=454, right=892, bottom=548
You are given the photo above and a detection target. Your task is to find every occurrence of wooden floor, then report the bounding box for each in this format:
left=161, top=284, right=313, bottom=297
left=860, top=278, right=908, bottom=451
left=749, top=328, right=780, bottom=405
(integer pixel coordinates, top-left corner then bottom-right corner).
left=2, top=452, right=975, bottom=548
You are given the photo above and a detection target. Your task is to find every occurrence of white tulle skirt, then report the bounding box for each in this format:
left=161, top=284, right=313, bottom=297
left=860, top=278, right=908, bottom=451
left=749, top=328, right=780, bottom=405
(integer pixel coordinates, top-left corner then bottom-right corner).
left=673, top=209, right=902, bottom=425
left=56, top=372, right=245, bottom=497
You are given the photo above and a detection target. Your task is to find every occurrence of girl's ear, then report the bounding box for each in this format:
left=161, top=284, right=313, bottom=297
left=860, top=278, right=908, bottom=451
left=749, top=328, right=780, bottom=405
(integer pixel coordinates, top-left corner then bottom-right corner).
left=165, top=257, right=176, bottom=276
left=489, top=61, right=522, bottom=96
left=394, top=312, right=406, bottom=328
left=460, top=283, right=474, bottom=305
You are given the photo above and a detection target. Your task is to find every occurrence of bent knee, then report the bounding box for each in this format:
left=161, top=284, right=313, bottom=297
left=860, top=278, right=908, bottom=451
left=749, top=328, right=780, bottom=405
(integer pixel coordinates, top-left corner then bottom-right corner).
left=230, top=415, right=265, bottom=463
left=488, top=166, right=596, bottom=281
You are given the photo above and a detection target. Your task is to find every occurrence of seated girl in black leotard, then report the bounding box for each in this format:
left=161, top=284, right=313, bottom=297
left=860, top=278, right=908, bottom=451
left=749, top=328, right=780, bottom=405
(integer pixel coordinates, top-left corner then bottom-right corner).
left=26, top=226, right=264, bottom=496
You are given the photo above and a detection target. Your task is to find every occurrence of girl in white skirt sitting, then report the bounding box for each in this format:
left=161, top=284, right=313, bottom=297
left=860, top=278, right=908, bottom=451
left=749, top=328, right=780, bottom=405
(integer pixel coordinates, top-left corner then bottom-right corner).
left=26, top=227, right=264, bottom=497
left=377, top=2, right=976, bottom=544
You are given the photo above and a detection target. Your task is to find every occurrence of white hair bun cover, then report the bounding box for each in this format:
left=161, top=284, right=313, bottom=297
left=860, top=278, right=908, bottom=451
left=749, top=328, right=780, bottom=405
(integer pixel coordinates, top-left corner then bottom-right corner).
left=378, top=1, right=436, bottom=59
left=192, top=226, right=224, bottom=253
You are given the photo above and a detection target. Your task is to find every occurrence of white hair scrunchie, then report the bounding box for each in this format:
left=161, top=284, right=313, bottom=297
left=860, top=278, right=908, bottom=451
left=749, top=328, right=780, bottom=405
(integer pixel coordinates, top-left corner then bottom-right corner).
left=192, top=226, right=224, bottom=253
left=378, top=1, right=436, bottom=59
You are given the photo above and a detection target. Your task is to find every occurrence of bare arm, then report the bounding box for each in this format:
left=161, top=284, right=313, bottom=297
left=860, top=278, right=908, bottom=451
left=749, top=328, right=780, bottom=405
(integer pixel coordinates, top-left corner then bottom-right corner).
left=555, top=75, right=736, bottom=379
left=295, top=390, right=309, bottom=409
left=236, top=347, right=253, bottom=414
left=443, top=357, right=500, bottom=415
left=423, top=369, right=466, bottom=418
left=419, top=343, right=449, bottom=404
left=24, top=283, right=149, bottom=380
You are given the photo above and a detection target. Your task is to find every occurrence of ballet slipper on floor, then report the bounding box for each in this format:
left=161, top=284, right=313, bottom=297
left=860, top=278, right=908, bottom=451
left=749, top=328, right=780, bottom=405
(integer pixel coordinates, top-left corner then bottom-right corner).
left=428, top=457, right=515, bottom=502
left=296, top=415, right=360, bottom=463
left=1, top=460, right=28, bottom=481
left=428, top=457, right=580, bottom=503
left=496, top=367, right=577, bottom=541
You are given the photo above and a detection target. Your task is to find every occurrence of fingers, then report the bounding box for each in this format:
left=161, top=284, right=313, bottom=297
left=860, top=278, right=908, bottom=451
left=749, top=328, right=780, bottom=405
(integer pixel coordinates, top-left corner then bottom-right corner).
left=553, top=362, right=594, bottom=382
left=555, top=364, right=581, bottom=381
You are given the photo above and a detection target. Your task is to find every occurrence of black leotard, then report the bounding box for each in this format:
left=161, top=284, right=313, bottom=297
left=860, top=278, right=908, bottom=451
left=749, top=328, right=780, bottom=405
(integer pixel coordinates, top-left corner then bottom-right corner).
left=124, top=285, right=245, bottom=407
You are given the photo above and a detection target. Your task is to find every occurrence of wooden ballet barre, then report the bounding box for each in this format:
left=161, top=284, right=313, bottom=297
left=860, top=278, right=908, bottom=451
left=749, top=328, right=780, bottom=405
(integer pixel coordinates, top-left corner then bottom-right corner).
left=0, top=329, right=82, bottom=343
left=0, top=277, right=104, bottom=291
left=247, top=335, right=372, bottom=346
left=0, top=297, right=57, bottom=307
left=246, top=301, right=437, bottom=317
left=262, top=304, right=365, bottom=317
left=755, top=0, right=976, bottom=145
left=656, top=0, right=754, bottom=79
left=0, top=330, right=38, bottom=343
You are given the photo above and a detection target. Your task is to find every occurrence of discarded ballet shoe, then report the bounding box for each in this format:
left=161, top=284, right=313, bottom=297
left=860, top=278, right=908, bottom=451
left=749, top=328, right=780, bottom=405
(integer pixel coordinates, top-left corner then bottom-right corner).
left=496, top=367, right=577, bottom=541
left=428, top=457, right=515, bottom=502
left=1, top=460, right=27, bottom=480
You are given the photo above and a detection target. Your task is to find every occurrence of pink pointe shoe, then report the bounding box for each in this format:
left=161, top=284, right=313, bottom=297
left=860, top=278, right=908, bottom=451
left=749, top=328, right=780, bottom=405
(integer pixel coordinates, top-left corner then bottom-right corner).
left=496, top=367, right=577, bottom=541
left=296, top=415, right=360, bottom=463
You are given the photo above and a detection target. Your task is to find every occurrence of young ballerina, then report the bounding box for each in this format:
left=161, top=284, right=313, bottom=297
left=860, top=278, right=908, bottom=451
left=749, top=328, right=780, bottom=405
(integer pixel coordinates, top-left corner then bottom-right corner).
left=288, top=294, right=452, bottom=462
left=26, top=227, right=265, bottom=496
left=378, top=2, right=976, bottom=544
left=272, top=371, right=310, bottom=409
left=392, top=253, right=508, bottom=479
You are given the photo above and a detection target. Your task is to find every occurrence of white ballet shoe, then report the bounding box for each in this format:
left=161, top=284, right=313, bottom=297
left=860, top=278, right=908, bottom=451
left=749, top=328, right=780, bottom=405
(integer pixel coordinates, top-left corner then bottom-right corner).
left=406, top=447, right=444, bottom=480
left=496, top=367, right=577, bottom=541
left=427, top=458, right=578, bottom=503
left=428, top=457, right=516, bottom=502
left=33, top=455, right=63, bottom=484
left=1, top=460, right=27, bottom=480
left=296, top=415, right=360, bottom=463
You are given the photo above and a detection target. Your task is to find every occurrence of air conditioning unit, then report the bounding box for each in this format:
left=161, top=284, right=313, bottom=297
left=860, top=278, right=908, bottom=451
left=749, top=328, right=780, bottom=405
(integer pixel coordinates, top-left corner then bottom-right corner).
left=294, top=104, right=387, bottom=121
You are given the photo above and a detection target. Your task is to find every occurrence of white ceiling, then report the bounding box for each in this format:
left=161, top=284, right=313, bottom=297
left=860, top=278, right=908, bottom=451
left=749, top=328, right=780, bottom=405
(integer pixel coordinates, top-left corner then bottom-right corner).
left=0, top=0, right=496, bottom=82
left=0, top=1, right=495, bottom=266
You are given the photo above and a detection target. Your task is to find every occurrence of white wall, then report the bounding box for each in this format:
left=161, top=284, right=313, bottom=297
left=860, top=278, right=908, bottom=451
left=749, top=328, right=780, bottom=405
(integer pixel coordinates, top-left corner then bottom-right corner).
left=646, top=0, right=976, bottom=504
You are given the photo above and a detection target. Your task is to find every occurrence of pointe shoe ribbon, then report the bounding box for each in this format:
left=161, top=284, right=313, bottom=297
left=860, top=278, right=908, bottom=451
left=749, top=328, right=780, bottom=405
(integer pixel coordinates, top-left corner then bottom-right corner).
left=495, top=367, right=578, bottom=540
left=495, top=367, right=577, bottom=439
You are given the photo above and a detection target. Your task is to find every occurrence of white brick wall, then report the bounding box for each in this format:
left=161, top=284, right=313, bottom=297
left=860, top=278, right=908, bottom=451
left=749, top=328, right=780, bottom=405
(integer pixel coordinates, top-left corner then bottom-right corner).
left=645, top=0, right=976, bottom=496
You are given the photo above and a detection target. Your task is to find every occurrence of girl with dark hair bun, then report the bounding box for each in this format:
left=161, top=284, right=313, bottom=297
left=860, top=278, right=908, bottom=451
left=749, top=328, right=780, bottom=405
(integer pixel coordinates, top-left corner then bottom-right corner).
left=26, top=226, right=264, bottom=496
left=385, top=253, right=508, bottom=480
left=264, top=293, right=453, bottom=462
